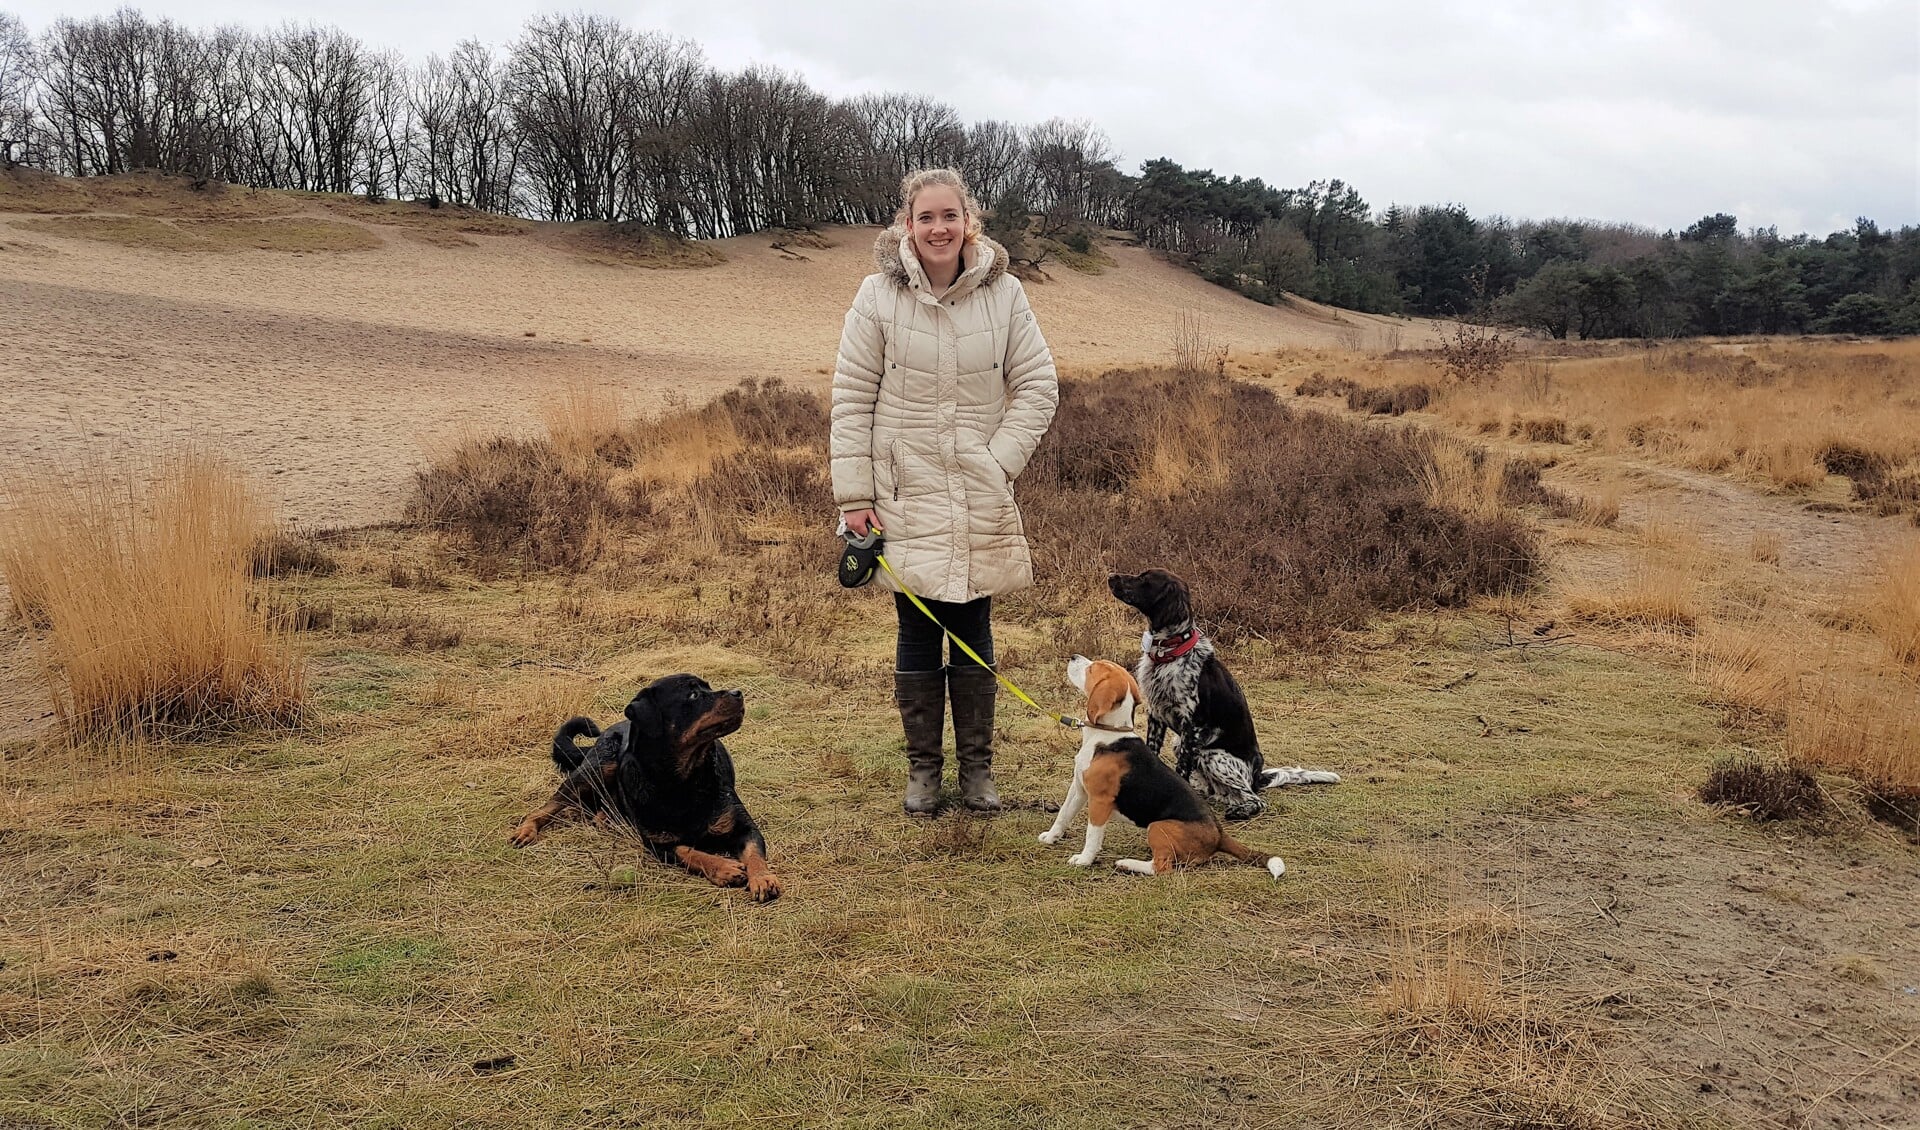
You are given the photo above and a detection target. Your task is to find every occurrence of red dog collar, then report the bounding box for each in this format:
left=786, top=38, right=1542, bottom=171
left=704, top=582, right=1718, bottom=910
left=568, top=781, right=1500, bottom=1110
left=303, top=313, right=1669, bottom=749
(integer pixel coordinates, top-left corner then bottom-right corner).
left=1148, top=628, right=1201, bottom=665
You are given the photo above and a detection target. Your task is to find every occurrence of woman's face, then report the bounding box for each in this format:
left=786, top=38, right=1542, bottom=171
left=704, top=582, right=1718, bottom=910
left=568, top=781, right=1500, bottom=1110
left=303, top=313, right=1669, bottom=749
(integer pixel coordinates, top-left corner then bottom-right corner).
left=905, top=184, right=966, bottom=277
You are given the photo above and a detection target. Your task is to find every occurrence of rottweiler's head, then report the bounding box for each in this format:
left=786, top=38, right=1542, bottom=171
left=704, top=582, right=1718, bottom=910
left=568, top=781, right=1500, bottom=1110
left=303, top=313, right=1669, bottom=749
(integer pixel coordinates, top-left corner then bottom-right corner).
left=1107, top=569, right=1192, bottom=632
left=623, top=674, right=745, bottom=775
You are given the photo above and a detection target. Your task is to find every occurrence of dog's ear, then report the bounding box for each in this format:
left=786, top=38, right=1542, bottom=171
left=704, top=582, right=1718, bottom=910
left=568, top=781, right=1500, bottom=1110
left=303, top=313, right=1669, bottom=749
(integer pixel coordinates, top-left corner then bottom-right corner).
left=624, top=688, right=664, bottom=751
left=1153, top=572, right=1192, bottom=628
left=1124, top=669, right=1144, bottom=710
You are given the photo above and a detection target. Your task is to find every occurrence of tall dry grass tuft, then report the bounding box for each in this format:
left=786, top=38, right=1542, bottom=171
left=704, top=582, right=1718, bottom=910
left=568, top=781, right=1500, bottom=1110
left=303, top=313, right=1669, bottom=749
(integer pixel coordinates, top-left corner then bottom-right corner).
left=1788, top=679, right=1920, bottom=793
left=1867, top=537, right=1920, bottom=669
left=1691, top=622, right=1796, bottom=718
left=1134, top=395, right=1229, bottom=499
left=1419, top=437, right=1508, bottom=522
left=1370, top=868, right=1618, bottom=1127
left=539, top=378, right=626, bottom=465
left=1564, top=526, right=1706, bottom=632
left=0, top=454, right=305, bottom=739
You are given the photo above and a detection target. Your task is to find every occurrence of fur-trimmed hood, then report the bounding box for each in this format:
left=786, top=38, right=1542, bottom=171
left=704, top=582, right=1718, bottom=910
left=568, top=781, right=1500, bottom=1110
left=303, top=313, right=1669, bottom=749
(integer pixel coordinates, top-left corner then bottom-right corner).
left=873, top=225, right=1009, bottom=299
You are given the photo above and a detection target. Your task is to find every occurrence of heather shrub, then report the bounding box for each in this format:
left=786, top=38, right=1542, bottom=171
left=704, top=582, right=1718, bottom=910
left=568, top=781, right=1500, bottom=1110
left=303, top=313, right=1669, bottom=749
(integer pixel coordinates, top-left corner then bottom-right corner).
left=1017, top=369, right=1540, bottom=644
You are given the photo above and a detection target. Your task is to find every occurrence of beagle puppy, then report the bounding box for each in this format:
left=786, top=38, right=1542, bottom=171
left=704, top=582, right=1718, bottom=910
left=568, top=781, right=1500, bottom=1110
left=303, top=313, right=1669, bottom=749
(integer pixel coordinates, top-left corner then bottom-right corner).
left=1039, top=656, right=1285, bottom=878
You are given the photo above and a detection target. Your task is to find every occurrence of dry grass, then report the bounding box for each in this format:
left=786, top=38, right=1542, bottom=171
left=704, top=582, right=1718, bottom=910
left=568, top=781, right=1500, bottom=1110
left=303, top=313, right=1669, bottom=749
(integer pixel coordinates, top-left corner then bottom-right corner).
left=16, top=214, right=210, bottom=251
left=0, top=167, right=303, bottom=217
left=9, top=375, right=1916, bottom=1126
left=1430, top=341, right=1920, bottom=511
left=0, top=520, right=1777, bottom=1128
left=1749, top=530, right=1783, bottom=565
left=0, top=453, right=305, bottom=739
left=1565, top=529, right=1706, bottom=633
left=1420, top=437, right=1509, bottom=522
left=1133, top=394, right=1230, bottom=499
left=1367, top=862, right=1626, bottom=1130
left=558, top=220, right=726, bottom=268
left=1562, top=486, right=1621, bottom=529
left=539, top=378, right=628, bottom=465
left=1788, top=678, right=1920, bottom=793
left=1867, top=537, right=1920, bottom=668
left=16, top=214, right=382, bottom=253
left=312, top=194, right=532, bottom=236
left=1690, top=622, right=1797, bottom=718
left=183, top=218, right=384, bottom=252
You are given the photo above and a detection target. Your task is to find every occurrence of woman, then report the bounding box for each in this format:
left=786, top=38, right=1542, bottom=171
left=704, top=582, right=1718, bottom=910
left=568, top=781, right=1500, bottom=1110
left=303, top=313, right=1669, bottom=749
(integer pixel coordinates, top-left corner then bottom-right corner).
left=831, top=168, right=1059, bottom=815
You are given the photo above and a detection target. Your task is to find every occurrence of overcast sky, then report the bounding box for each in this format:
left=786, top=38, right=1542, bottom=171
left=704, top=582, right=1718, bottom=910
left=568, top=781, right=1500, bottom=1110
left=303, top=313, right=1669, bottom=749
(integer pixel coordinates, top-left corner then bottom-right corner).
left=10, top=0, right=1917, bottom=233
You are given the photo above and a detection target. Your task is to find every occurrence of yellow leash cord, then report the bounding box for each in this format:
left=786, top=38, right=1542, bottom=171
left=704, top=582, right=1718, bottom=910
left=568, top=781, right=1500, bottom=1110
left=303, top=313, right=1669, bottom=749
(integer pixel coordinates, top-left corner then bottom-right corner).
left=875, top=553, right=1081, bottom=732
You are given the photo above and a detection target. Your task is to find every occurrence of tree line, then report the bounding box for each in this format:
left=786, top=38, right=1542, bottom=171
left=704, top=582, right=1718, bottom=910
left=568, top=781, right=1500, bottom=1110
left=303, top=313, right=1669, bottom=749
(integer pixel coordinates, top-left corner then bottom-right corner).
left=2, top=8, right=1913, bottom=337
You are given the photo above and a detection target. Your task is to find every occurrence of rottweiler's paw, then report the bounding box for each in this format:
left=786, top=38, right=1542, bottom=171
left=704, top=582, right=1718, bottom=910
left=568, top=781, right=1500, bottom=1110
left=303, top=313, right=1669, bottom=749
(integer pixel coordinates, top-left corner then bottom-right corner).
left=508, top=822, right=541, bottom=848
left=707, top=858, right=747, bottom=887
left=747, top=872, right=783, bottom=902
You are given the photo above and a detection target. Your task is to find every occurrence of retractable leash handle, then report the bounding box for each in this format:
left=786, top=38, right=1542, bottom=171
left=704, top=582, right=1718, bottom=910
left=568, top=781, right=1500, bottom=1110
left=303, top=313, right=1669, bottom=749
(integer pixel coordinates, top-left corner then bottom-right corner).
left=836, top=516, right=884, bottom=588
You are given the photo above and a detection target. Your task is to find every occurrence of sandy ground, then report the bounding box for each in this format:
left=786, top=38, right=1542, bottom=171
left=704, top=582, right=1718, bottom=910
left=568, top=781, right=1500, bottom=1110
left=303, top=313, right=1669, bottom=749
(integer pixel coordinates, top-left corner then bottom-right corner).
left=1, top=203, right=1424, bottom=529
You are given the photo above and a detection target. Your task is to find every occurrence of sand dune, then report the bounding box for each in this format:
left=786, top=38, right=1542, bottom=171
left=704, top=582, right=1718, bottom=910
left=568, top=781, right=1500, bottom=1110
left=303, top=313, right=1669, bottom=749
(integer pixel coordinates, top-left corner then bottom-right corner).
left=2, top=192, right=1430, bottom=526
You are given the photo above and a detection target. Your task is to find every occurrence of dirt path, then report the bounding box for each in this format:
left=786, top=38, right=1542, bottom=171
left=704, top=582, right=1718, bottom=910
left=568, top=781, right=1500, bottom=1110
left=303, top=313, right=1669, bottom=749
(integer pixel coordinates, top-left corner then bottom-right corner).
left=1499, top=812, right=1920, bottom=1129
left=1538, top=449, right=1909, bottom=601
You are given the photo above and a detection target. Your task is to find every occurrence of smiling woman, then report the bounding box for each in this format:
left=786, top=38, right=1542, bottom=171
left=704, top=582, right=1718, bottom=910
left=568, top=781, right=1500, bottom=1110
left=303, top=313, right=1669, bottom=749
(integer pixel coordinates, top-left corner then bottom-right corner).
left=829, top=167, right=1060, bottom=818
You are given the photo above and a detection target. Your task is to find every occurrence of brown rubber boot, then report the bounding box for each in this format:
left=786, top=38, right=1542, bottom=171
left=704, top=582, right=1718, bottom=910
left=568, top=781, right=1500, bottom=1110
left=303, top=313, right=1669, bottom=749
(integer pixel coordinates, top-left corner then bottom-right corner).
left=895, top=669, right=947, bottom=816
left=947, top=663, right=1002, bottom=812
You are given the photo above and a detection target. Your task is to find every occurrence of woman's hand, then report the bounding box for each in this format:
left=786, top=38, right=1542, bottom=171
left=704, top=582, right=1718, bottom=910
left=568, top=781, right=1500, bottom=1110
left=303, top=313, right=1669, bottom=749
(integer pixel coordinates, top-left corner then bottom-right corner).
left=844, top=509, right=880, bottom=538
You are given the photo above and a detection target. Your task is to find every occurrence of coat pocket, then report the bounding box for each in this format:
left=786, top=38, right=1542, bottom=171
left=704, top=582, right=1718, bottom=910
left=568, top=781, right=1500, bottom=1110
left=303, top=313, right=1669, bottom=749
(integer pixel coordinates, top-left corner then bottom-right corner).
left=873, top=439, right=900, bottom=501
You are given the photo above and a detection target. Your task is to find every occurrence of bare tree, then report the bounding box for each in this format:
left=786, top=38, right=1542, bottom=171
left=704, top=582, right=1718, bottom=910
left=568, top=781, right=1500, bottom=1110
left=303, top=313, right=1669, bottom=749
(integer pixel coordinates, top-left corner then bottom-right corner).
left=0, top=12, right=34, bottom=165
left=960, top=118, right=1030, bottom=212
left=507, top=13, right=636, bottom=222
left=1026, top=117, right=1116, bottom=236
left=268, top=24, right=371, bottom=193
left=448, top=39, right=514, bottom=212
left=360, top=49, right=411, bottom=200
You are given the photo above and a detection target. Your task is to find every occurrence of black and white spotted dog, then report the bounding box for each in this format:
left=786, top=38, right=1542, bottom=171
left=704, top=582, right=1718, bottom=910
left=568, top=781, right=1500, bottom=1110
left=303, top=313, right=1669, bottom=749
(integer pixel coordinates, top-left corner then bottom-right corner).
left=1108, top=569, right=1338, bottom=820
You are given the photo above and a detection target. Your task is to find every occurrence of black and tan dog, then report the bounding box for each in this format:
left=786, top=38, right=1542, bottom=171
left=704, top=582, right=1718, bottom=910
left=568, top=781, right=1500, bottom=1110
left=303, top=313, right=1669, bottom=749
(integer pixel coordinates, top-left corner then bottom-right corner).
left=1039, top=657, right=1285, bottom=878
left=509, top=674, right=782, bottom=902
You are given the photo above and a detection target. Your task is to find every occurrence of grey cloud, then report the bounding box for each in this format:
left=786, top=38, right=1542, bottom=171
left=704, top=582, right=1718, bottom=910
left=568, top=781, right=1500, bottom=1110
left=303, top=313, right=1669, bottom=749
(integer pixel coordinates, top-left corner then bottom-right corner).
left=10, top=0, right=1914, bottom=230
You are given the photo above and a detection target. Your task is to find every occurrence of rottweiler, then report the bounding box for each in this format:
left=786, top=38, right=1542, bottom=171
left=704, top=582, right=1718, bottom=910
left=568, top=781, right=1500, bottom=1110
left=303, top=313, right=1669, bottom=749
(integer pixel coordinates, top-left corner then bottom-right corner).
left=508, top=673, right=782, bottom=902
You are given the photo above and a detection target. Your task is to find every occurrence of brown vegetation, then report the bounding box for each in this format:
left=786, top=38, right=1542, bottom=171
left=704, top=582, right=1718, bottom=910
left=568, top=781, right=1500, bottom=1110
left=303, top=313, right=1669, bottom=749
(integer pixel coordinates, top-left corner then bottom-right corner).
left=0, top=454, right=305, bottom=738
left=403, top=372, right=1541, bottom=648
left=1699, top=757, right=1825, bottom=821
left=1868, top=537, right=1920, bottom=668
left=1016, top=370, right=1542, bottom=644
left=558, top=221, right=726, bottom=268
left=0, top=166, right=302, bottom=217
left=1432, top=340, right=1920, bottom=514
left=17, top=213, right=382, bottom=252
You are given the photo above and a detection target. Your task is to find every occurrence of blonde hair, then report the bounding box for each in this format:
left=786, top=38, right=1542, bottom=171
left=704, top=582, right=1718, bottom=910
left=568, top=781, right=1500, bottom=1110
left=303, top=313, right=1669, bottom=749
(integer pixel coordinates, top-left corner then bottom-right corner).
left=896, top=167, right=983, bottom=244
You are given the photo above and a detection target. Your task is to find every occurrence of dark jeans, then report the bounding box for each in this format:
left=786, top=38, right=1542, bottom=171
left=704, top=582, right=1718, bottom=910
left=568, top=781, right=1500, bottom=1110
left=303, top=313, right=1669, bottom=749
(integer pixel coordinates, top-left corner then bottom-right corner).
left=894, top=593, right=993, bottom=674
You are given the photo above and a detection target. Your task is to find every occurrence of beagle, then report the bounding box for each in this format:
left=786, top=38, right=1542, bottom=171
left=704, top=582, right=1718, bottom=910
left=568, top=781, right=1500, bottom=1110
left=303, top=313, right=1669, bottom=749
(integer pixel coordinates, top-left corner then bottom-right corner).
left=1039, top=656, right=1285, bottom=879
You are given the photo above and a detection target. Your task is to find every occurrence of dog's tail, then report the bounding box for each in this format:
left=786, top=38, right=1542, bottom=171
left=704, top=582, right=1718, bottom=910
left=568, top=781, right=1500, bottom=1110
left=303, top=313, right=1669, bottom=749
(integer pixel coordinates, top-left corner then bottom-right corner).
left=1258, top=766, right=1342, bottom=790
left=1218, top=832, right=1286, bottom=880
left=552, top=717, right=601, bottom=772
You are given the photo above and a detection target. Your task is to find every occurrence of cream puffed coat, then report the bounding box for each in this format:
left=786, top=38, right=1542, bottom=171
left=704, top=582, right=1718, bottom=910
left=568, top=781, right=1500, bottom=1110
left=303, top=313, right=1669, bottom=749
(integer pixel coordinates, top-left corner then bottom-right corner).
left=831, top=228, right=1059, bottom=602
